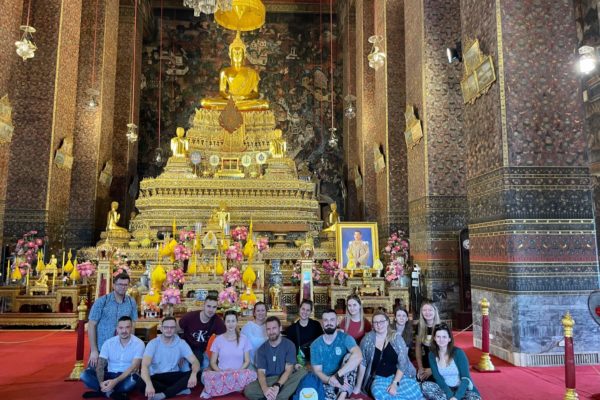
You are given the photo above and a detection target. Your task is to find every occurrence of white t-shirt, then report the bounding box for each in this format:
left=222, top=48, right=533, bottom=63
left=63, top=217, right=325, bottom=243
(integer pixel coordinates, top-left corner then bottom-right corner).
left=100, top=334, right=145, bottom=373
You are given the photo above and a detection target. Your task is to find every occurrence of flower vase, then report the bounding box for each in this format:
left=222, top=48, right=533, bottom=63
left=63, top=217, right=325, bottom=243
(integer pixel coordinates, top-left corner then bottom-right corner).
left=390, top=279, right=401, bottom=288
left=401, top=275, right=411, bottom=288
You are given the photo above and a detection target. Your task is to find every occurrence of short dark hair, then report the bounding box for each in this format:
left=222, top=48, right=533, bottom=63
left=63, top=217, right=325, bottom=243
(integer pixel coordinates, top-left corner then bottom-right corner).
left=205, top=295, right=218, bottom=303
left=118, top=315, right=133, bottom=323
left=162, top=316, right=177, bottom=325
left=393, top=305, right=408, bottom=318
left=113, top=272, right=130, bottom=282
left=300, top=299, right=314, bottom=310
left=321, top=308, right=337, bottom=319
left=265, top=316, right=281, bottom=326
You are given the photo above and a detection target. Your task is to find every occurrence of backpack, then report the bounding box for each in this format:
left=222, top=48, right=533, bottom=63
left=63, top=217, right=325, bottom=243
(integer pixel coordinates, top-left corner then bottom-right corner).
left=293, top=372, right=326, bottom=400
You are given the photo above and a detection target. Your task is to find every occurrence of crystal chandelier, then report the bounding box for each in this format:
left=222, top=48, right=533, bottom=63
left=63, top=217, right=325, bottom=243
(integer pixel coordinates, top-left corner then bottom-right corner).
left=126, top=123, right=138, bottom=143
left=184, top=0, right=232, bottom=16
left=344, top=94, right=356, bottom=119
left=328, top=127, right=338, bottom=148
left=368, top=35, right=386, bottom=71
left=84, top=88, right=100, bottom=111
left=15, top=25, right=37, bottom=61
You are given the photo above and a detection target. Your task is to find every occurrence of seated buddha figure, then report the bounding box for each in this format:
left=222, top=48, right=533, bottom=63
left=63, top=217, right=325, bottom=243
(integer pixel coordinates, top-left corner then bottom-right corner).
left=201, top=32, right=269, bottom=111
left=170, top=127, right=189, bottom=158
left=106, top=201, right=128, bottom=233
left=269, top=129, right=287, bottom=158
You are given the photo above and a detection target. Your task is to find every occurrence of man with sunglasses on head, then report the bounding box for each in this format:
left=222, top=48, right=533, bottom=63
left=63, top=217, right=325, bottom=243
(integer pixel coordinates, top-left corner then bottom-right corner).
left=88, top=272, right=138, bottom=368
left=141, top=316, right=200, bottom=399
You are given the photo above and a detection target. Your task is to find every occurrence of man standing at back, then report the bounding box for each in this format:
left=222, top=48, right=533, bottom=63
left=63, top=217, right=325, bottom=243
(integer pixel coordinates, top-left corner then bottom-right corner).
left=178, top=294, right=225, bottom=369
left=88, top=273, right=138, bottom=367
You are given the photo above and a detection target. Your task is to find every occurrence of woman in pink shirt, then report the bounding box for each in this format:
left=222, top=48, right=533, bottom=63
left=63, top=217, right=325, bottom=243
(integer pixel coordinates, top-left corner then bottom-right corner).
left=200, top=310, right=257, bottom=398
left=339, top=294, right=372, bottom=342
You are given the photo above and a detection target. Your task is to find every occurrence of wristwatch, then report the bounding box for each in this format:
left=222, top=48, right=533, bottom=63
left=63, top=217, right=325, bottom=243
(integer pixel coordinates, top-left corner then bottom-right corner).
left=273, top=382, right=282, bottom=389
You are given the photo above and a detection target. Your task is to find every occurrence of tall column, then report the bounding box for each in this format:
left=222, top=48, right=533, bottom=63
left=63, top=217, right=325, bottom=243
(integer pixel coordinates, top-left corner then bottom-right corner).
left=374, top=0, right=408, bottom=236
left=462, top=0, right=600, bottom=364
left=4, top=0, right=83, bottom=253
left=405, top=0, right=467, bottom=317
left=355, top=0, right=377, bottom=221
left=0, top=0, right=25, bottom=253
left=67, top=0, right=120, bottom=249
left=343, top=1, right=360, bottom=221
left=110, top=1, right=141, bottom=232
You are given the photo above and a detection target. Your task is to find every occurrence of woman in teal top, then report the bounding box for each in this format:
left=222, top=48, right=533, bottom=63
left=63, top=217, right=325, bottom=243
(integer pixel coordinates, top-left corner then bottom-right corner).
left=422, top=324, right=480, bottom=400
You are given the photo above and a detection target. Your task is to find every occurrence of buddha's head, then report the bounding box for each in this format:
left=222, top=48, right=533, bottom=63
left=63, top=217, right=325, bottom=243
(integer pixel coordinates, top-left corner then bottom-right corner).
left=273, top=129, right=283, bottom=139
left=229, top=32, right=247, bottom=65
left=176, top=127, right=185, bottom=138
left=330, top=202, right=337, bottom=212
left=111, top=201, right=119, bottom=211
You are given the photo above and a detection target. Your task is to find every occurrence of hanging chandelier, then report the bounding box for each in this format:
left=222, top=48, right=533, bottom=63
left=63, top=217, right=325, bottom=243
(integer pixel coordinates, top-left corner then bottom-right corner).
left=15, top=25, right=37, bottom=61
left=126, top=123, right=138, bottom=143
left=184, top=0, right=232, bottom=16
left=328, top=127, right=338, bottom=148
left=344, top=94, right=356, bottom=119
left=367, top=35, right=386, bottom=70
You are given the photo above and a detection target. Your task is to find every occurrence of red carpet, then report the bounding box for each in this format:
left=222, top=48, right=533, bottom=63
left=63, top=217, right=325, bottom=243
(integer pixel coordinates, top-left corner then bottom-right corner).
left=0, top=330, right=599, bottom=399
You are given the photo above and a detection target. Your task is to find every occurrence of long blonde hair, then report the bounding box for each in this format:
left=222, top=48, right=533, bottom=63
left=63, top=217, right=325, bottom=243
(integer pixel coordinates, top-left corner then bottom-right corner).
left=344, top=294, right=365, bottom=332
left=371, top=310, right=395, bottom=345
left=417, top=302, right=440, bottom=343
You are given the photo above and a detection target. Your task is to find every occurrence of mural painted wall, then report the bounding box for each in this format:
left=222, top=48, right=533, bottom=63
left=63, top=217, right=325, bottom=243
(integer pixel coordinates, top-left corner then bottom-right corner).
left=139, top=9, right=344, bottom=212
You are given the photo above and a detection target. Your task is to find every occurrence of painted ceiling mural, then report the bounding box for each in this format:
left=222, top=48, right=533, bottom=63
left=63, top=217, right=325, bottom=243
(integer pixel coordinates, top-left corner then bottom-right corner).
left=139, top=9, right=344, bottom=212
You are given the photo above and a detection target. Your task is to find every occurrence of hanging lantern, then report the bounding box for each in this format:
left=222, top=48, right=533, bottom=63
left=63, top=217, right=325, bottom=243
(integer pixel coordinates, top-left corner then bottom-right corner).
left=85, top=88, right=100, bottom=111
left=367, top=35, right=386, bottom=71
left=344, top=95, right=356, bottom=119
left=328, top=127, right=338, bottom=148
left=15, top=25, right=37, bottom=61
left=126, top=123, right=138, bottom=143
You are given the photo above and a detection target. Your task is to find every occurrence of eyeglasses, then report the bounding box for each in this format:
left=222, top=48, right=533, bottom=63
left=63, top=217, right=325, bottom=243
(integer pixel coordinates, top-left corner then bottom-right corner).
left=373, top=320, right=388, bottom=325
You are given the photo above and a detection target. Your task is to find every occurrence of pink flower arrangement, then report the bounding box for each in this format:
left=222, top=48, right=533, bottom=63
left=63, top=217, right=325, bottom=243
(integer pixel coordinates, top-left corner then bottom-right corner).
left=14, top=230, right=44, bottom=265
left=160, top=288, right=181, bottom=305
left=218, top=287, right=238, bottom=305
left=166, top=268, right=185, bottom=285
left=77, top=261, right=96, bottom=278
left=223, top=267, right=241, bottom=286
left=257, top=237, right=270, bottom=253
left=321, top=260, right=347, bottom=284
left=225, top=242, right=243, bottom=262
left=174, top=244, right=191, bottom=261
left=231, top=226, right=248, bottom=241
left=383, top=231, right=409, bottom=259
left=179, top=229, right=196, bottom=242
left=112, top=263, right=131, bottom=277
left=385, top=258, right=405, bottom=282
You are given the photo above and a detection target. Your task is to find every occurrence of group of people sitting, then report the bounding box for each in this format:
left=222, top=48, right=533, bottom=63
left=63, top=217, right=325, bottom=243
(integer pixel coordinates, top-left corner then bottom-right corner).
left=81, top=273, right=481, bottom=400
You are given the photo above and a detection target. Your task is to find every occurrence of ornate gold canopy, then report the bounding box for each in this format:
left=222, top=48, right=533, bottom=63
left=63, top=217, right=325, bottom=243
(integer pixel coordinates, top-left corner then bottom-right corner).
left=215, top=0, right=266, bottom=31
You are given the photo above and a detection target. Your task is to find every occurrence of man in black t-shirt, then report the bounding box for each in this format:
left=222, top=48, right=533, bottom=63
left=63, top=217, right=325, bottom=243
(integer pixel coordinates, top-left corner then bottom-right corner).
left=284, top=299, right=323, bottom=363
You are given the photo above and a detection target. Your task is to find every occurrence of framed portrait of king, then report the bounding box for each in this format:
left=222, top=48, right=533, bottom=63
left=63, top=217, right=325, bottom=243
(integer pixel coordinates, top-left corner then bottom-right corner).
left=336, top=222, right=379, bottom=269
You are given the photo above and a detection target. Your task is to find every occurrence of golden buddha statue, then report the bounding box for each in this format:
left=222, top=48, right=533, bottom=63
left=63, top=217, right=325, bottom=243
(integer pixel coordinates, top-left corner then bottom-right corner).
left=323, top=202, right=340, bottom=232
left=170, top=127, right=189, bottom=158
left=34, top=272, right=49, bottom=288
left=215, top=203, right=231, bottom=232
left=106, top=201, right=128, bottom=233
left=202, top=231, right=218, bottom=250
left=201, top=32, right=269, bottom=111
left=269, top=129, right=287, bottom=158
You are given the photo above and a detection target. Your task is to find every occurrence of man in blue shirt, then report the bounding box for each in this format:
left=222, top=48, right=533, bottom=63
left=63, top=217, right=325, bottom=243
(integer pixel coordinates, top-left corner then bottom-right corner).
left=88, top=272, right=138, bottom=368
left=141, top=316, right=200, bottom=399
left=311, top=309, right=363, bottom=400
left=244, top=316, right=307, bottom=400
left=80, top=316, right=144, bottom=399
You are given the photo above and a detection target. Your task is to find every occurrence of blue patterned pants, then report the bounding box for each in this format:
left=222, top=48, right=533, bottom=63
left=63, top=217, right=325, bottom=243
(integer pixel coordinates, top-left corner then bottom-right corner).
left=370, top=375, right=423, bottom=400
left=422, top=381, right=481, bottom=400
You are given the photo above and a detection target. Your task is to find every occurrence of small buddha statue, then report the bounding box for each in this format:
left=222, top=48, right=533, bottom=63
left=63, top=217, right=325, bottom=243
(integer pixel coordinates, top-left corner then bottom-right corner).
left=106, top=201, right=128, bottom=233
left=215, top=203, right=230, bottom=232
left=202, top=231, right=218, bottom=250
left=269, top=129, right=287, bottom=158
left=201, top=31, right=269, bottom=111
left=269, top=285, right=282, bottom=311
left=34, top=272, right=49, bottom=288
left=170, top=127, right=189, bottom=158
left=323, top=202, right=340, bottom=232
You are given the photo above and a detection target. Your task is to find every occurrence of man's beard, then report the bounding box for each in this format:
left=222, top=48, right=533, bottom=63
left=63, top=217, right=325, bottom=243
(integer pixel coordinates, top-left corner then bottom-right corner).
left=323, top=326, right=336, bottom=334
left=268, top=332, right=280, bottom=342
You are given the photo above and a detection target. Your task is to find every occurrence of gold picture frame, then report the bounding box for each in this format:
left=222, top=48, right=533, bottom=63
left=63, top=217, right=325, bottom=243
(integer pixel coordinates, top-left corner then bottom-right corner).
left=336, top=222, right=379, bottom=269
left=463, top=39, right=483, bottom=75
left=460, top=73, right=478, bottom=104
left=474, top=56, right=496, bottom=95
